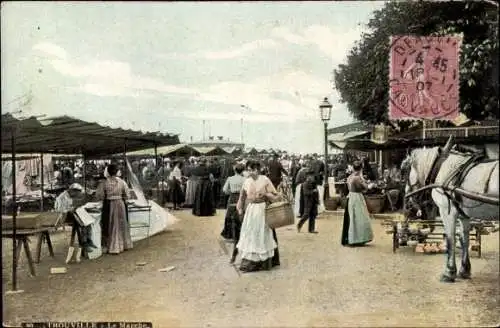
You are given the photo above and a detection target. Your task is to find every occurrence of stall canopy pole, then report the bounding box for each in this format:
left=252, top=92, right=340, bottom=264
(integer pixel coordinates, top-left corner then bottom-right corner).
left=82, top=152, right=87, bottom=196
left=11, top=129, right=18, bottom=291
left=40, top=153, right=44, bottom=211
left=123, top=141, right=128, bottom=185
left=154, top=144, right=158, bottom=168
left=379, top=150, right=383, bottom=173
left=161, top=155, right=165, bottom=205
left=422, top=120, right=427, bottom=149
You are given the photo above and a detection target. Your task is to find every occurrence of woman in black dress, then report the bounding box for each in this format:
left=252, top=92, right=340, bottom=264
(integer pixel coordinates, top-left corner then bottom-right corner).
left=192, top=159, right=216, bottom=217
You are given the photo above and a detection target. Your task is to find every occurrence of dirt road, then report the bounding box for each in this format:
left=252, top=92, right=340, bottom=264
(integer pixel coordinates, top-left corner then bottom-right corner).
left=3, top=210, right=499, bottom=327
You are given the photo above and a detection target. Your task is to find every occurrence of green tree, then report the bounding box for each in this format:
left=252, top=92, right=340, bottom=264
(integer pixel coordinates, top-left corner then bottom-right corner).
left=333, top=1, right=499, bottom=127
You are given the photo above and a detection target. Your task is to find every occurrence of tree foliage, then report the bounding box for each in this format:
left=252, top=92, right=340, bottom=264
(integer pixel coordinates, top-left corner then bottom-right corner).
left=333, top=1, right=499, bottom=127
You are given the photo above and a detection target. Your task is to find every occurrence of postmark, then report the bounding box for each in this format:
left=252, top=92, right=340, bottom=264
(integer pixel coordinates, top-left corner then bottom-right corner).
left=389, top=35, right=462, bottom=121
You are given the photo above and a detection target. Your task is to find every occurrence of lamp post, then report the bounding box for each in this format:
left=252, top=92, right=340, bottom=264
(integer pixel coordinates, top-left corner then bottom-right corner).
left=319, top=97, right=333, bottom=200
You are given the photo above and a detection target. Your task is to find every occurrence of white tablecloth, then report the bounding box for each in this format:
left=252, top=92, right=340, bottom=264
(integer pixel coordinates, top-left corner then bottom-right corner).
left=75, top=200, right=178, bottom=260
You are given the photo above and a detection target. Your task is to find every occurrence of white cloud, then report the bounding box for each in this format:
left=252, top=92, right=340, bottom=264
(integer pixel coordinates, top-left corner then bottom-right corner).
left=270, top=27, right=308, bottom=45
left=32, top=42, right=68, bottom=60
left=35, top=43, right=196, bottom=98
left=159, top=38, right=279, bottom=60
left=197, top=70, right=332, bottom=122
left=29, top=42, right=339, bottom=124
left=201, top=39, right=279, bottom=60
left=271, top=25, right=366, bottom=63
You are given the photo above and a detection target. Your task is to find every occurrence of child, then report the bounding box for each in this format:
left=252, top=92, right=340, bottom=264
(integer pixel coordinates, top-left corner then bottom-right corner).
left=297, top=169, right=319, bottom=233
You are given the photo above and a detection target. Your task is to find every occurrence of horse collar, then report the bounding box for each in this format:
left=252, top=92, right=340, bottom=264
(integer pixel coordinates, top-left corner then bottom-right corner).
left=425, top=150, right=450, bottom=186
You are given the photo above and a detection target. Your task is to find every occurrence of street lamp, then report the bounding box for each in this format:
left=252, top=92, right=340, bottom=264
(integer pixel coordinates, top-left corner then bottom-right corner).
left=319, top=97, right=333, bottom=199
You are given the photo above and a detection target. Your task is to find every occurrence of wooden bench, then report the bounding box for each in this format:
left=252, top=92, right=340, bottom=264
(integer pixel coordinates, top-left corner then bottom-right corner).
left=2, top=227, right=55, bottom=277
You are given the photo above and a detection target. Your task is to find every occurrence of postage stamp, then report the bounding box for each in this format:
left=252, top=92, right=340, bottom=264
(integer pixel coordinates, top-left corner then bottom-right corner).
left=389, top=36, right=462, bottom=121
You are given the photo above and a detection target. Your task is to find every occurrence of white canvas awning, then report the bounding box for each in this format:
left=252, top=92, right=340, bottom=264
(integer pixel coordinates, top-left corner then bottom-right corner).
left=328, top=131, right=370, bottom=149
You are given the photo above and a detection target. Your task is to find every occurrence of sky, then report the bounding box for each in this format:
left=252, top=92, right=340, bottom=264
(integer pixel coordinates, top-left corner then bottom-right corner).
left=1, top=1, right=385, bottom=154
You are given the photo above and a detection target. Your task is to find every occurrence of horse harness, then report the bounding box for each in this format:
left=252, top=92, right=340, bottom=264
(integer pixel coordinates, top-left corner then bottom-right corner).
left=422, top=148, right=488, bottom=219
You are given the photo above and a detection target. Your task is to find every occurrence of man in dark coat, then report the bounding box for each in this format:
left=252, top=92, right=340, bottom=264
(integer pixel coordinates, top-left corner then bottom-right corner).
left=294, top=161, right=309, bottom=218
left=289, top=158, right=300, bottom=195
left=297, top=169, right=319, bottom=233
left=310, top=157, right=325, bottom=187
left=267, top=154, right=288, bottom=188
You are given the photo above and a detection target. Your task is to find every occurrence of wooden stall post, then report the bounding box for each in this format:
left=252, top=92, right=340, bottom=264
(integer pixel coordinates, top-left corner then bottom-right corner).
left=8, top=128, right=21, bottom=293
left=40, top=153, right=44, bottom=211
left=161, top=154, right=165, bottom=206
left=154, top=144, right=159, bottom=203
left=422, top=120, right=427, bottom=149
left=123, top=141, right=128, bottom=185
left=82, top=153, right=87, bottom=196
left=154, top=144, right=158, bottom=168
left=379, top=150, right=383, bottom=173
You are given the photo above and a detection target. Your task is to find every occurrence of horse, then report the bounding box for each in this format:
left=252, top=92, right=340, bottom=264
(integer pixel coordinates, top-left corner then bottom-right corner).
left=404, top=137, right=499, bottom=282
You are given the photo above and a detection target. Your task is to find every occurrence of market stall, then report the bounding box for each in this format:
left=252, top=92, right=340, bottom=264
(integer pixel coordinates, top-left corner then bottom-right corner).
left=2, top=154, right=56, bottom=214
left=73, top=198, right=175, bottom=260
left=1, top=113, right=179, bottom=292
left=65, top=157, right=178, bottom=261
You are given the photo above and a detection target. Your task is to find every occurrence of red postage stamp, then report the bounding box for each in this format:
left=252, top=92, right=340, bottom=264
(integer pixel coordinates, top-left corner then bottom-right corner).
left=389, top=36, right=462, bottom=121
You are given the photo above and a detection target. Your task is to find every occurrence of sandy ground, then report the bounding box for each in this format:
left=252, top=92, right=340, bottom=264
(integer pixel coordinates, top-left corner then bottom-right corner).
left=2, top=209, right=499, bottom=327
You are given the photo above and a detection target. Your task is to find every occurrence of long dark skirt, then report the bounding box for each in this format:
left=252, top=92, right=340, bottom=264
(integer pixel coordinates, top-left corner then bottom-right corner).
left=192, top=179, right=216, bottom=217
left=341, top=198, right=350, bottom=246
left=299, top=186, right=304, bottom=217
left=220, top=193, right=241, bottom=240
left=217, top=179, right=229, bottom=209
left=212, top=179, right=223, bottom=209
left=168, top=179, right=185, bottom=208
left=158, top=185, right=169, bottom=207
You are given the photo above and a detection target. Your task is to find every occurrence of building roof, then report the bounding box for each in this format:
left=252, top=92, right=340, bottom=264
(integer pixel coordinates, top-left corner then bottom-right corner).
left=245, top=147, right=258, bottom=154
left=221, top=146, right=243, bottom=154
left=192, top=146, right=229, bottom=156
left=327, top=121, right=372, bottom=135
left=127, top=143, right=201, bottom=157
left=1, top=114, right=179, bottom=158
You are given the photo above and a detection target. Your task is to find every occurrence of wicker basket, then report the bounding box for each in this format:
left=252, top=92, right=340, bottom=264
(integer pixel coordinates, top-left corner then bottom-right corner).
left=364, top=194, right=386, bottom=214
left=265, top=201, right=295, bottom=229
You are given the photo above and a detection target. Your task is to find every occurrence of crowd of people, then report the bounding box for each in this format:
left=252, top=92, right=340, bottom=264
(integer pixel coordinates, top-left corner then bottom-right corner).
left=46, top=151, right=407, bottom=266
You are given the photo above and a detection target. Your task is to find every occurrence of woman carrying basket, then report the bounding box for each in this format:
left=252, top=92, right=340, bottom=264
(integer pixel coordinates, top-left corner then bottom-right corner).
left=236, top=161, right=281, bottom=272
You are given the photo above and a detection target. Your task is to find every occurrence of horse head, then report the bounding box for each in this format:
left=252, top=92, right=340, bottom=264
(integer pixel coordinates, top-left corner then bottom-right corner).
left=404, top=150, right=420, bottom=197
left=403, top=136, right=455, bottom=202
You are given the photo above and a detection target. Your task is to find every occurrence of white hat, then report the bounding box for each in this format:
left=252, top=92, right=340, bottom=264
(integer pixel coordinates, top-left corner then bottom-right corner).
left=69, top=183, right=83, bottom=191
